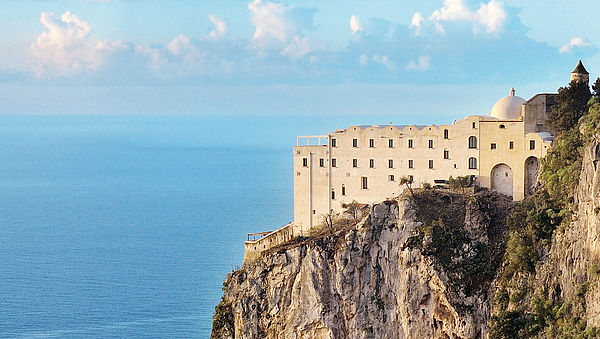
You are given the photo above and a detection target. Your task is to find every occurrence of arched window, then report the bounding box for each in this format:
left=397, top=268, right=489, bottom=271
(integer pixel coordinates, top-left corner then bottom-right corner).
left=469, top=157, right=477, bottom=169
left=468, top=136, right=477, bottom=149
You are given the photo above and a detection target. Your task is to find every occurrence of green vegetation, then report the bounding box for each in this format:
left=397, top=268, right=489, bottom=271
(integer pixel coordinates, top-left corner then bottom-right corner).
left=490, top=78, right=600, bottom=338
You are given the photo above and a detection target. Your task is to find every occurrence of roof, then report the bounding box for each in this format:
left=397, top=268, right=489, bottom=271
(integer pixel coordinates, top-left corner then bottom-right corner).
left=572, top=60, right=589, bottom=74
left=356, top=124, right=427, bottom=130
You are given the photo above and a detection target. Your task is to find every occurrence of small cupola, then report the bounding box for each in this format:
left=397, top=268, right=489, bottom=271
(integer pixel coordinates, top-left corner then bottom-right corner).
left=571, top=60, right=589, bottom=84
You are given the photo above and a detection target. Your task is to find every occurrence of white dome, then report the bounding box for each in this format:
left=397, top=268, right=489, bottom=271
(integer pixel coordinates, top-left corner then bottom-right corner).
left=490, top=88, right=525, bottom=120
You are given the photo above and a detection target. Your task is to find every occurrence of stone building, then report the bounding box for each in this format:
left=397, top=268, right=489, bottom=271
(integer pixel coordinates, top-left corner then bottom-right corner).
left=291, top=61, right=589, bottom=234
left=243, top=61, right=590, bottom=262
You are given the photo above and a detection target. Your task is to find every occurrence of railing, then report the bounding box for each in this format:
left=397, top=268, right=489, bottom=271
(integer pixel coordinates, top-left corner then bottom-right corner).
left=244, top=223, right=295, bottom=264
left=297, top=135, right=328, bottom=146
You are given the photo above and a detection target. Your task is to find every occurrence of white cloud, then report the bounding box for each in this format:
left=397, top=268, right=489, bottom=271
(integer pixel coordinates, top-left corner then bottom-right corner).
left=414, top=0, right=506, bottom=34
left=248, top=0, right=294, bottom=46
left=559, top=37, right=591, bottom=54
left=406, top=56, right=431, bottom=71
left=359, top=54, right=368, bottom=65
left=167, top=34, right=196, bottom=56
left=208, top=14, right=227, bottom=40
left=372, top=54, right=396, bottom=71
left=350, top=15, right=362, bottom=35
left=30, top=11, right=125, bottom=77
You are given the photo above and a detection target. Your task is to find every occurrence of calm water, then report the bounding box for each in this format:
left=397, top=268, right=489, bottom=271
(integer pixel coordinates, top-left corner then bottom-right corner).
left=0, top=115, right=296, bottom=338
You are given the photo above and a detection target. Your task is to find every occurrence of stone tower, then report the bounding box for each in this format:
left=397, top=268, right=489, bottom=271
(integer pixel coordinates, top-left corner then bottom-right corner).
left=571, top=60, right=589, bottom=84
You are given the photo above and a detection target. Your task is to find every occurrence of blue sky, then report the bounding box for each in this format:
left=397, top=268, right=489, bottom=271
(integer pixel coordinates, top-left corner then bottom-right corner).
left=1, top=0, right=599, bottom=121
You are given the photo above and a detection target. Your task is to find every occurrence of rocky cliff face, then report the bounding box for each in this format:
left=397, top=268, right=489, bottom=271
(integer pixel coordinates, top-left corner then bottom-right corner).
left=212, top=191, right=512, bottom=339
left=536, top=133, right=600, bottom=326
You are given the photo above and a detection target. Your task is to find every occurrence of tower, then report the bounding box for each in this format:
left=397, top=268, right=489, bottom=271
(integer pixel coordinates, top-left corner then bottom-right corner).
left=571, top=60, right=589, bottom=84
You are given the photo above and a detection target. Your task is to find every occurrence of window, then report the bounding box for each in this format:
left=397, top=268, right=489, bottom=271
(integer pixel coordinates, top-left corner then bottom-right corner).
left=331, top=189, right=335, bottom=200
left=389, top=174, right=395, bottom=182
left=352, top=159, right=358, bottom=167
left=388, top=159, right=394, bottom=168
left=341, top=185, right=346, bottom=196
left=454, top=164, right=457, bottom=169
left=530, top=140, right=535, bottom=150
left=408, top=160, right=414, bottom=168
left=369, top=139, right=374, bottom=148
left=408, top=139, right=414, bottom=148
left=331, top=138, right=337, bottom=147
left=369, top=159, right=374, bottom=168
left=303, top=158, right=308, bottom=167
left=468, top=136, right=477, bottom=149
left=444, top=129, right=449, bottom=139
left=472, top=121, right=476, bottom=129
left=491, top=143, right=497, bottom=150
left=408, top=175, right=414, bottom=182
left=361, top=176, right=368, bottom=189
left=469, top=157, right=477, bottom=169
left=319, top=158, right=324, bottom=167
left=428, top=140, right=434, bottom=148
left=499, top=124, right=506, bottom=129
left=429, top=160, right=434, bottom=169
left=388, top=139, right=394, bottom=148
left=509, top=141, right=514, bottom=149
left=332, top=158, right=337, bottom=167
left=297, top=171, right=301, bottom=176
left=352, top=139, right=358, bottom=147
left=444, top=149, right=449, bottom=159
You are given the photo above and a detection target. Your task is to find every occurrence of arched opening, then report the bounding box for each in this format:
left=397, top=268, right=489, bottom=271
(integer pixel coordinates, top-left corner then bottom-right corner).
left=525, top=156, right=540, bottom=197
left=491, top=163, right=513, bottom=197
left=468, top=136, right=477, bottom=149
left=468, top=157, right=477, bottom=169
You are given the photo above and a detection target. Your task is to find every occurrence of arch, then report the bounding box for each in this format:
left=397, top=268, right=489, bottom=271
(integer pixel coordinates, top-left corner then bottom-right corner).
left=468, top=136, right=477, bottom=149
left=491, top=163, right=513, bottom=197
left=524, top=156, right=540, bottom=197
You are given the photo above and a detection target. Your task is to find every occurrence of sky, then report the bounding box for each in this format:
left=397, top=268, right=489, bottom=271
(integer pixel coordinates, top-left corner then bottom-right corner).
left=1, top=0, right=600, bottom=122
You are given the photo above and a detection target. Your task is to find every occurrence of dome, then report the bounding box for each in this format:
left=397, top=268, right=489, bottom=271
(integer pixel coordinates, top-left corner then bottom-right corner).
left=490, top=88, right=526, bottom=120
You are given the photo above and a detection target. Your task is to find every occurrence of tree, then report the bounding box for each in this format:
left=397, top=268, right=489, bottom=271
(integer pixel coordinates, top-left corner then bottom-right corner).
left=341, top=200, right=364, bottom=225
left=592, top=77, right=600, bottom=98
left=399, top=176, right=415, bottom=198
left=546, top=80, right=591, bottom=135
left=449, top=175, right=473, bottom=194
left=322, top=209, right=338, bottom=234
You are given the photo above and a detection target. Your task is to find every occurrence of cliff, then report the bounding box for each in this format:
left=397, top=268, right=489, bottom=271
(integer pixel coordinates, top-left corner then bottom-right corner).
left=212, top=190, right=512, bottom=339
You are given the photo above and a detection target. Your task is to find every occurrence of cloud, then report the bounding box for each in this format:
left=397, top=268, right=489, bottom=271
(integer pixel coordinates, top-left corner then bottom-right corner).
left=30, top=11, right=126, bottom=77
left=406, top=56, right=431, bottom=71
left=248, top=0, right=319, bottom=59
left=350, top=15, right=362, bottom=35
left=559, top=37, right=591, bottom=54
left=208, top=14, right=227, bottom=40
left=413, top=0, right=506, bottom=34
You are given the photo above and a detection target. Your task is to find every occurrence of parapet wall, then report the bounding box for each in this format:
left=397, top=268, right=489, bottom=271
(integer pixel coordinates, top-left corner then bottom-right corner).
left=243, top=223, right=295, bottom=264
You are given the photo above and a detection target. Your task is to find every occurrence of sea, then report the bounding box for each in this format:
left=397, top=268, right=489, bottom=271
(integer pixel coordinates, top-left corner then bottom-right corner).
left=0, top=113, right=425, bottom=338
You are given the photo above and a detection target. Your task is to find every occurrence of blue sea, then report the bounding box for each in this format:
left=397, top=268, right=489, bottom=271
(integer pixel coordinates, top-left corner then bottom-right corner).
left=0, top=113, right=424, bottom=338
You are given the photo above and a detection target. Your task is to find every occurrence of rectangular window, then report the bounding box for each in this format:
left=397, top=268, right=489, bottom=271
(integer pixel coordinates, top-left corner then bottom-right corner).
left=429, top=160, right=434, bottom=169
left=388, top=174, right=395, bottom=182
left=444, top=129, right=449, bottom=139
left=408, top=159, right=414, bottom=168
left=331, top=190, right=335, bottom=200
left=444, top=150, right=449, bottom=159
left=331, top=138, right=337, bottom=147
left=388, top=139, right=394, bottom=148
left=369, top=138, right=374, bottom=148
left=303, top=158, right=308, bottom=167
left=341, top=185, right=346, bottom=195
left=369, top=159, right=374, bottom=168
left=408, top=175, right=414, bottom=182
left=352, top=139, right=358, bottom=147
left=352, top=159, right=358, bottom=168
left=408, top=139, right=414, bottom=148
left=491, top=143, right=497, bottom=150
left=319, top=158, right=324, bottom=167
left=472, top=121, right=476, bottom=128
left=530, top=140, right=535, bottom=150
left=361, top=176, right=368, bottom=189
left=332, top=158, right=337, bottom=167
left=509, top=141, right=514, bottom=149
left=428, top=139, right=434, bottom=148
left=388, top=159, right=394, bottom=168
